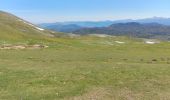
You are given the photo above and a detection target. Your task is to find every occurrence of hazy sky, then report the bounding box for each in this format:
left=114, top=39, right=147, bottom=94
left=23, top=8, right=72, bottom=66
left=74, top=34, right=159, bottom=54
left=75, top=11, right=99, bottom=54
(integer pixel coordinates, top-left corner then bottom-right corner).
left=0, top=0, right=170, bottom=23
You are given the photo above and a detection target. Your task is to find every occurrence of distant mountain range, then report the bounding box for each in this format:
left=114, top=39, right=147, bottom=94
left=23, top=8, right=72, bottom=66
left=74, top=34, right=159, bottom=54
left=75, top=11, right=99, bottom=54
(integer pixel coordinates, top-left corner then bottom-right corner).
left=41, top=24, right=82, bottom=33
left=2, top=10, right=170, bottom=41
left=73, top=22, right=170, bottom=40
left=39, top=21, right=113, bottom=28
left=39, top=17, right=170, bottom=33
left=110, top=17, right=170, bottom=26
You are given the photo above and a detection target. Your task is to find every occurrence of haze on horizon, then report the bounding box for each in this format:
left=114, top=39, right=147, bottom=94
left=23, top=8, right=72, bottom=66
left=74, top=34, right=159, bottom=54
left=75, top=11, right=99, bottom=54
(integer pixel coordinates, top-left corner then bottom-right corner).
left=0, top=0, right=170, bottom=24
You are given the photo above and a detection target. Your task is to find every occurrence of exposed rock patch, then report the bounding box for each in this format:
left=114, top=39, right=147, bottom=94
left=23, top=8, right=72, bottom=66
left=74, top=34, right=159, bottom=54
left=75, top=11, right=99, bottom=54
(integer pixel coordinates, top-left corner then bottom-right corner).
left=0, top=44, right=48, bottom=50
left=89, top=34, right=113, bottom=38
left=144, top=39, right=160, bottom=44
left=115, top=41, right=125, bottom=44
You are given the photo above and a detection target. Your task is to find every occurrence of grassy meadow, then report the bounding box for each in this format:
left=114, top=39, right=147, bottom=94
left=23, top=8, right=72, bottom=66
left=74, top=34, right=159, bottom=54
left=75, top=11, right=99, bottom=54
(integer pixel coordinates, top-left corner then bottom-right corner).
left=0, top=36, right=170, bottom=100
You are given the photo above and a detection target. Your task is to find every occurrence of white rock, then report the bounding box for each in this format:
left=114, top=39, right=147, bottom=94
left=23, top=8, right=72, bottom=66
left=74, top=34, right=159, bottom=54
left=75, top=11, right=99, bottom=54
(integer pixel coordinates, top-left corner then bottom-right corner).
left=89, top=34, right=112, bottom=38
left=145, top=41, right=156, bottom=44
left=115, top=41, right=125, bottom=44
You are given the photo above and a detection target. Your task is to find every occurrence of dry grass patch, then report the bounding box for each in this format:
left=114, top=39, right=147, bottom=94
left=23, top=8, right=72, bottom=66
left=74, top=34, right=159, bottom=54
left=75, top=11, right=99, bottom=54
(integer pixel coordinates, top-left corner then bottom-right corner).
left=66, top=87, right=112, bottom=100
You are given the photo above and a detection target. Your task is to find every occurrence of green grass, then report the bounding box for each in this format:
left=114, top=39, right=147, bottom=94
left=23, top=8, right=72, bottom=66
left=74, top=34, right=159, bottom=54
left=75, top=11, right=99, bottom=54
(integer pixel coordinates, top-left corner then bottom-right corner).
left=0, top=11, right=65, bottom=42
left=0, top=36, right=170, bottom=100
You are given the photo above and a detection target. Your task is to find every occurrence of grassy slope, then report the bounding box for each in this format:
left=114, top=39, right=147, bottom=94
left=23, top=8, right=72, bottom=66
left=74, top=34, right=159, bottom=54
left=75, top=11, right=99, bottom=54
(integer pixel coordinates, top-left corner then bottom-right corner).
left=0, top=36, right=170, bottom=100
left=0, top=11, right=57, bottom=42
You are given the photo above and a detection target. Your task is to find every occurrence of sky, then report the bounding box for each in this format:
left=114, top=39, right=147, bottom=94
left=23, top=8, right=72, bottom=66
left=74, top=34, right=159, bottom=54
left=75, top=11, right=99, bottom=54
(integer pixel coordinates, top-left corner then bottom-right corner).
left=0, top=0, right=170, bottom=24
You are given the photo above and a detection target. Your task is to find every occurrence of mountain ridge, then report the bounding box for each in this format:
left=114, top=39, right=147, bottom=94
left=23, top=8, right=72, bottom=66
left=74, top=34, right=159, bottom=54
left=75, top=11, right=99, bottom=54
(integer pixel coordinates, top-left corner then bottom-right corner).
left=39, top=17, right=170, bottom=33
left=73, top=22, right=170, bottom=40
left=0, top=11, right=56, bottom=41
left=39, top=17, right=170, bottom=27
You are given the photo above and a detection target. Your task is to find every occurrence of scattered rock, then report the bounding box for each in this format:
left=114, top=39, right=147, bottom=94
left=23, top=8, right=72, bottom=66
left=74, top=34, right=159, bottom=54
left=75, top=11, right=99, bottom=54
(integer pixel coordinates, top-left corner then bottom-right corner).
left=115, top=41, right=125, bottom=44
left=89, top=34, right=112, bottom=38
left=144, top=39, right=160, bottom=44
